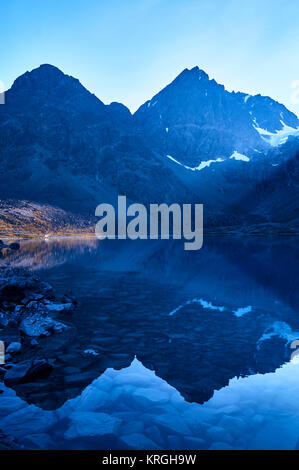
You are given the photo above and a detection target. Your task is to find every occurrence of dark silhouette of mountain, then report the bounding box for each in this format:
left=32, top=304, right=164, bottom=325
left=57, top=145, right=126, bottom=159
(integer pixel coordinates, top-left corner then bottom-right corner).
left=236, top=137, right=299, bottom=229
left=133, top=66, right=299, bottom=230
left=0, top=64, right=298, bottom=231
left=134, top=66, right=299, bottom=167
left=0, top=64, right=192, bottom=216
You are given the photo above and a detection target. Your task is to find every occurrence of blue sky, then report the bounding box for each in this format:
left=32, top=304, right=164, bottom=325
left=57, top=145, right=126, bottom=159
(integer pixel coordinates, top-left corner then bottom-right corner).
left=2, top=0, right=299, bottom=113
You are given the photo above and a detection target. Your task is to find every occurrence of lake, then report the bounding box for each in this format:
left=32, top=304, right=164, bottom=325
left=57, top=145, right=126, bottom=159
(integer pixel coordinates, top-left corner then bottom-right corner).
left=0, top=235, right=299, bottom=449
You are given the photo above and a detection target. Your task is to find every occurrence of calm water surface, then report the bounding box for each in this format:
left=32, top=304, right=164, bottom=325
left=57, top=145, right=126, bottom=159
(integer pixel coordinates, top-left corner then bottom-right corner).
left=0, top=236, right=299, bottom=450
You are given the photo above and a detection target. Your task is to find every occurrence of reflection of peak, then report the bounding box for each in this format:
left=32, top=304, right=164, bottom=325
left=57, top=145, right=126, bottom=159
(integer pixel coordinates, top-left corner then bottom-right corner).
left=62, top=355, right=180, bottom=411
left=4, top=237, right=99, bottom=271
left=2, top=354, right=299, bottom=449
left=124, top=356, right=154, bottom=374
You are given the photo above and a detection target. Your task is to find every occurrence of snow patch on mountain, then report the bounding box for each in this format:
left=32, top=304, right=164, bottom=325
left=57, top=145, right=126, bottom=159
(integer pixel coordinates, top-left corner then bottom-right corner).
left=195, top=158, right=224, bottom=170
left=254, top=120, right=299, bottom=147
left=167, top=151, right=250, bottom=169
left=166, top=155, right=224, bottom=171
left=229, top=151, right=250, bottom=162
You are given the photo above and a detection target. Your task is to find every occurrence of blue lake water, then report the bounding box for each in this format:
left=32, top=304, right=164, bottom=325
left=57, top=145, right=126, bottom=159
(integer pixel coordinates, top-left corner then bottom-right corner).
left=1, top=236, right=299, bottom=450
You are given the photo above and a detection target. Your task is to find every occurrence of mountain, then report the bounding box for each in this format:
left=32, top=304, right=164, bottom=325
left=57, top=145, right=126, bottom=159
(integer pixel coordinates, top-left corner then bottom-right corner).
left=0, top=200, right=94, bottom=238
left=236, top=137, right=299, bottom=230
left=135, top=66, right=299, bottom=167
left=0, top=64, right=192, bottom=216
left=134, top=66, right=299, bottom=229
left=0, top=64, right=298, bottom=232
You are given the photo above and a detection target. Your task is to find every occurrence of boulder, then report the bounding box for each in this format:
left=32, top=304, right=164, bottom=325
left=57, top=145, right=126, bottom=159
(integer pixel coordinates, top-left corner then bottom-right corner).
left=9, top=243, right=20, bottom=251
left=4, top=361, right=32, bottom=386
left=6, top=342, right=22, bottom=354
left=0, top=312, right=8, bottom=328
left=1, top=284, right=25, bottom=303
left=28, top=360, right=53, bottom=379
left=45, top=302, right=73, bottom=313
left=19, top=314, right=68, bottom=337
left=4, top=359, right=52, bottom=386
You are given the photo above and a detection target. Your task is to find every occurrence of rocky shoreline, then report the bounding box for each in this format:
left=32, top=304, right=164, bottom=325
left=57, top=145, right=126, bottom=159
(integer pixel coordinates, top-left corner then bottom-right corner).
left=0, top=256, right=77, bottom=390
left=0, top=240, right=80, bottom=449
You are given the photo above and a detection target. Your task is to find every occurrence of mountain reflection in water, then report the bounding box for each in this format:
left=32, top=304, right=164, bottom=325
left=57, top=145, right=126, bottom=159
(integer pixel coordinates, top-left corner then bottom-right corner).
left=1, top=235, right=299, bottom=449
left=0, top=236, right=99, bottom=270
left=1, top=357, right=299, bottom=450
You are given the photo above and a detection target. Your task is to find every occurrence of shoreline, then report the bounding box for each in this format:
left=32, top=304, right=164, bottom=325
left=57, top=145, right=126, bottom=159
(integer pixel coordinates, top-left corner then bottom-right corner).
left=0, top=230, right=298, bottom=242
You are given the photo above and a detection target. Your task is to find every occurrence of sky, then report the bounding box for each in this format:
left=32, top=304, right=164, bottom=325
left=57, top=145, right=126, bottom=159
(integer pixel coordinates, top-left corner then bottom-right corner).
left=2, top=0, right=299, bottom=113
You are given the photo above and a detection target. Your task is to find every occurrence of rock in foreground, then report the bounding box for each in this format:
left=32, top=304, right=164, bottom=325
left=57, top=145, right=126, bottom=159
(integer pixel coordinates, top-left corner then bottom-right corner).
left=4, top=359, right=53, bottom=386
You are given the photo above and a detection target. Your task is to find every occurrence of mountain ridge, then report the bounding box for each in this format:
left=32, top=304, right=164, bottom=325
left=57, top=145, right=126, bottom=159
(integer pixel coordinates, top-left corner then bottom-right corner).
left=134, top=65, right=299, bottom=166
left=0, top=63, right=298, bottom=233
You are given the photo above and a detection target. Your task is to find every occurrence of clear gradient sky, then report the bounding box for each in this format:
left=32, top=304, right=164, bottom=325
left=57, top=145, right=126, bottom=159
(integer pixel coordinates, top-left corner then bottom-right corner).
left=2, top=0, right=299, bottom=113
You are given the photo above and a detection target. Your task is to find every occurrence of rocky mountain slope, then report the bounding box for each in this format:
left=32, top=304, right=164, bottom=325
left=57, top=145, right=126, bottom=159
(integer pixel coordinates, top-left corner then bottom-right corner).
left=236, top=137, right=299, bottom=229
left=134, top=66, right=299, bottom=167
left=0, top=64, right=298, bottom=232
left=0, top=200, right=94, bottom=237
left=0, top=64, right=192, bottom=217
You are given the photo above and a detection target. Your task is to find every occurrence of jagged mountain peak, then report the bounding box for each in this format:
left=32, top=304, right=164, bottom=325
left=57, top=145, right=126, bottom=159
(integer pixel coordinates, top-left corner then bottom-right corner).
left=7, top=64, right=107, bottom=113
left=25, top=63, right=64, bottom=75
left=0, top=64, right=298, bottom=227
left=158, top=66, right=222, bottom=99
left=134, top=66, right=299, bottom=166
left=11, top=64, right=75, bottom=92
left=174, top=66, right=210, bottom=82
